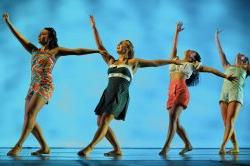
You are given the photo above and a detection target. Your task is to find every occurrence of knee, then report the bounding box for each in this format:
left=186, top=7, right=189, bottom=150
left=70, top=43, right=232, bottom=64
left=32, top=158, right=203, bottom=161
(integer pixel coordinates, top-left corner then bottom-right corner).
left=26, top=109, right=37, bottom=120
left=225, top=121, right=234, bottom=129
left=177, top=122, right=183, bottom=130
left=101, top=118, right=109, bottom=126
left=100, top=114, right=113, bottom=126
left=170, top=113, right=178, bottom=123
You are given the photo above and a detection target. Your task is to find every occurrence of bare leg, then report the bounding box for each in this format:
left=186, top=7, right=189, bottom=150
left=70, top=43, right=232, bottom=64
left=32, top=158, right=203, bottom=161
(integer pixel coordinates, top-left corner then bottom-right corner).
left=31, top=124, right=50, bottom=155
left=219, top=102, right=239, bottom=154
left=97, top=116, right=122, bottom=156
left=219, top=102, right=241, bottom=154
left=227, top=130, right=239, bottom=154
left=78, top=113, right=114, bottom=156
left=159, top=105, right=184, bottom=155
left=7, top=94, right=46, bottom=156
left=25, top=99, right=50, bottom=155
left=176, top=118, right=192, bottom=154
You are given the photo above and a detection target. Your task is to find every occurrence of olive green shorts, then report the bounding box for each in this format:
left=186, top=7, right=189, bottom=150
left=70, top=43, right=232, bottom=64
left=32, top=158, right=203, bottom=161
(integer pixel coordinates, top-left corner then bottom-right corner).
left=220, top=88, right=243, bottom=105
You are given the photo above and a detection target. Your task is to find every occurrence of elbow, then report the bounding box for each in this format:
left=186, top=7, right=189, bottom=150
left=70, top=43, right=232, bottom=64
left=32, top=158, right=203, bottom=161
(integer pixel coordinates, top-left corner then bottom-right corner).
left=152, top=62, right=160, bottom=67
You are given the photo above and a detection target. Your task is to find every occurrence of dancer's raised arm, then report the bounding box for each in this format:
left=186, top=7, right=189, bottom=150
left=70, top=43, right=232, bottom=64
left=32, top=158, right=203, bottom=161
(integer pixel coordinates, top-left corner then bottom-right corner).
left=171, top=22, right=184, bottom=59
left=3, top=12, right=37, bottom=54
left=90, top=15, right=114, bottom=64
left=215, top=30, right=230, bottom=69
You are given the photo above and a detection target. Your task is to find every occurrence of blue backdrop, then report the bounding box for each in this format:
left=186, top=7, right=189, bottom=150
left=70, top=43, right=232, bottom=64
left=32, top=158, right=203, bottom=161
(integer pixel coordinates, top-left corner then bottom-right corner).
left=0, top=0, right=249, bottom=148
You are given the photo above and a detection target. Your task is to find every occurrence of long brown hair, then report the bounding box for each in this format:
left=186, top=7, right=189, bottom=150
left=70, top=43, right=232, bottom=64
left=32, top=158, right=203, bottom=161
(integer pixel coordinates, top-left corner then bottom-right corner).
left=44, top=27, right=59, bottom=49
left=186, top=51, right=201, bottom=86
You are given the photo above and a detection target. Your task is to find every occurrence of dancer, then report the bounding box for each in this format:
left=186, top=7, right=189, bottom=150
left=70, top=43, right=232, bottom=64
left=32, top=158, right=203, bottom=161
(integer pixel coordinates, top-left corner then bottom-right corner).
left=3, top=12, right=99, bottom=156
left=77, top=16, right=182, bottom=157
left=215, top=29, right=249, bottom=154
left=159, top=22, right=237, bottom=156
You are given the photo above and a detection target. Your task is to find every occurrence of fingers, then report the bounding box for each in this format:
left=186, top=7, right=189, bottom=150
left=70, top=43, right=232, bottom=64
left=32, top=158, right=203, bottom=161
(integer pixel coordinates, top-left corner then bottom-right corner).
left=216, top=28, right=223, bottom=35
left=232, top=77, right=238, bottom=82
left=227, top=75, right=238, bottom=82
left=3, top=12, right=9, bottom=21
left=177, top=21, right=183, bottom=27
left=176, top=21, right=184, bottom=32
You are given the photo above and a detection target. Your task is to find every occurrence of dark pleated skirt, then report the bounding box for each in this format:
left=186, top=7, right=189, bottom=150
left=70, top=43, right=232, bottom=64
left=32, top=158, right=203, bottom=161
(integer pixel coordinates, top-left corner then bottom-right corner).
left=94, top=77, right=130, bottom=121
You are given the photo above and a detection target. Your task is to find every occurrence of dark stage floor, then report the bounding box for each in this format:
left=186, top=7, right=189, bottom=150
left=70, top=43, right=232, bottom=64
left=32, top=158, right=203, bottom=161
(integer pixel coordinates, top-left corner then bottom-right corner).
left=0, top=147, right=250, bottom=165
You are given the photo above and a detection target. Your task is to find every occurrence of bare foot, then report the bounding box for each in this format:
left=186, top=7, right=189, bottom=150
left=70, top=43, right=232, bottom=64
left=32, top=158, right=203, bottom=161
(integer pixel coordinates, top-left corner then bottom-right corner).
left=78, top=146, right=93, bottom=157
left=7, top=146, right=22, bottom=156
left=159, top=147, right=169, bottom=156
left=104, top=150, right=122, bottom=157
left=179, top=145, right=192, bottom=155
left=226, top=148, right=239, bottom=154
left=31, top=148, right=50, bottom=155
left=219, top=148, right=226, bottom=155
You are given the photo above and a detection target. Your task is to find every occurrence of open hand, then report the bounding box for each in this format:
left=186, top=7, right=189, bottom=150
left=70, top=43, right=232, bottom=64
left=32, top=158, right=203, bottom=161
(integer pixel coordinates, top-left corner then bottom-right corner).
left=226, top=74, right=238, bottom=82
left=215, top=28, right=223, bottom=37
left=176, top=22, right=184, bottom=32
left=3, top=12, right=9, bottom=22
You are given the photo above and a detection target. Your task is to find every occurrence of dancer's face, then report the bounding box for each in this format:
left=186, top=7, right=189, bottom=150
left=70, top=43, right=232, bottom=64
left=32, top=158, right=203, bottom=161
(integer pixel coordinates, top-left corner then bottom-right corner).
left=184, top=50, right=197, bottom=62
left=38, top=29, right=50, bottom=46
left=117, top=41, right=129, bottom=56
left=116, top=41, right=130, bottom=58
left=235, top=53, right=249, bottom=65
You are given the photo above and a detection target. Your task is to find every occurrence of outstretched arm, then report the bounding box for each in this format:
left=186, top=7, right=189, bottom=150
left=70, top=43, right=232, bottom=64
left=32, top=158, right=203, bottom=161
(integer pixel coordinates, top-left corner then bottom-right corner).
left=3, top=12, right=37, bottom=54
left=198, top=65, right=237, bottom=81
left=171, top=22, right=184, bottom=59
left=215, top=29, right=230, bottom=69
left=90, top=15, right=114, bottom=64
left=57, top=47, right=99, bottom=56
left=132, top=58, right=182, bottom=68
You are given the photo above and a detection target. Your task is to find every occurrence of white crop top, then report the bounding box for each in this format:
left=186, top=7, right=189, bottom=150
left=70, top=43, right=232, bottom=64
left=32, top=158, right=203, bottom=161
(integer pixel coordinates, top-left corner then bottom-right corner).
left=169, top=59, right=202, bottom=79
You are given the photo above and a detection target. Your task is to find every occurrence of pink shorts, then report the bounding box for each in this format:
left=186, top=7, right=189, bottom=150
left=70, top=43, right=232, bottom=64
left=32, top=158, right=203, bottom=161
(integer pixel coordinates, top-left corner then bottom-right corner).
left=167, top=80, right=190, bottom=110
left=25, top=82, right=54, bottom=103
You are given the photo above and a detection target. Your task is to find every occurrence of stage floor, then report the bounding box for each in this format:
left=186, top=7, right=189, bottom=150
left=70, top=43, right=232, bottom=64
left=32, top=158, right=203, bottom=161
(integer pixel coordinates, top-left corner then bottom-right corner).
left=0, top=147, right=250, bottom=165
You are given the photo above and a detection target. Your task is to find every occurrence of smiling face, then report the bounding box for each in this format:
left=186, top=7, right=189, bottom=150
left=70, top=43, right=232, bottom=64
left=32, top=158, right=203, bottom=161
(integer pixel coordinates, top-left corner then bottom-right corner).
left=116, top=40, right=134, bottom=59
left=235, top=53, right=249, bottom=65
left=38, top=29, right=51, bottom=46
left=117, top=41, right=128, bottom=55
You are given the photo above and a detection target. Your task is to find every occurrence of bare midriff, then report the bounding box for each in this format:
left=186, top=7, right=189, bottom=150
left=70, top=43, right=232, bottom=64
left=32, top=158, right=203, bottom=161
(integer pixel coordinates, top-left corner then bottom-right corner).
left=170, top=72, right=187, bottom=81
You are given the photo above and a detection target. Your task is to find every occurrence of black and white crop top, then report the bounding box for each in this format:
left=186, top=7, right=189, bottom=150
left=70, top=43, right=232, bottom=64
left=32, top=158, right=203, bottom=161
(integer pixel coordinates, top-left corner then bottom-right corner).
left=108, top=64, right=136, bottom=82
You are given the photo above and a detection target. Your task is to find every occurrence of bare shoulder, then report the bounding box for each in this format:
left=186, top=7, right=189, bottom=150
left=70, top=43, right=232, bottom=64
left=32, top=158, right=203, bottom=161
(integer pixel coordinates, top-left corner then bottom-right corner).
left=108, top=58, right=116, bottom=65
left=171, top=56, right=179, bottom=60
left=128, top=58, right=141, bottom=70
left=128, top=58, right=139, bottom=65
left=53, top=47, right=64, bottom=57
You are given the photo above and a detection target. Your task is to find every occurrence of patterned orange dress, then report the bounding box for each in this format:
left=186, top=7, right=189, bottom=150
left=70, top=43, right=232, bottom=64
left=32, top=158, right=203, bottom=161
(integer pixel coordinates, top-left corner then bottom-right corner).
left=26, top=50, right=57, bottom=102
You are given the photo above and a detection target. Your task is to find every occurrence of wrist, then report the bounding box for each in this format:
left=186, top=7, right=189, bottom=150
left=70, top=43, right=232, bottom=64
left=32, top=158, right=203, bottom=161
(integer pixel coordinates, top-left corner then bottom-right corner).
left=6, top=20, right=10, bottom=24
